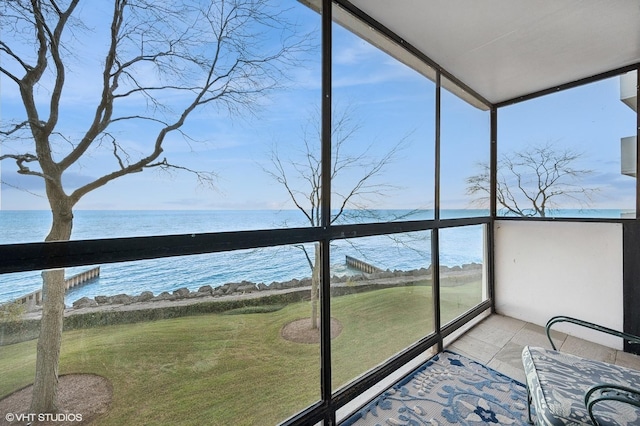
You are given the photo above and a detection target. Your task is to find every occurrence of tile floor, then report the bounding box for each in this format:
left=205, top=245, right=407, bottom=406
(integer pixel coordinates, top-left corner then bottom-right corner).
left=338, top=314, right=640, bottom=424
left=447, top=314, right=640, bottom=384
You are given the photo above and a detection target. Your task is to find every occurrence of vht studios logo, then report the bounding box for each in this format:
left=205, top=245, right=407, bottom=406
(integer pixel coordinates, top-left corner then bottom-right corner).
left=5, top=412, right=83, bottom=423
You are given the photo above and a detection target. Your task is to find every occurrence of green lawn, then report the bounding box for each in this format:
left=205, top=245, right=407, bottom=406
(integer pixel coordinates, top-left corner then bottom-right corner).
left=0, top=283, right=482, bottom=425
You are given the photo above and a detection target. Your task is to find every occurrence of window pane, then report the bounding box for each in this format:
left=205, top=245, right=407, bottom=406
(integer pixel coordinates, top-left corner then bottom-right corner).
left=439, top=224, right=487, bottom=326
left=330, top=232, right=434, bottom=391
left=330, top=20, right=435, bottom=224
left=0, top=246, right=321, bottom=424
left=0, top=0, right=321, bottom=235
left=497, top=73, right=636, bottom=218
left=441, top=78, right=491, bottom=218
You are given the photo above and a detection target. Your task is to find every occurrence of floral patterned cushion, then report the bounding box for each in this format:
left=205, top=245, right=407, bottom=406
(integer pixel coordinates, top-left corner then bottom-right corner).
left=522, top=346, right=640, bottom=425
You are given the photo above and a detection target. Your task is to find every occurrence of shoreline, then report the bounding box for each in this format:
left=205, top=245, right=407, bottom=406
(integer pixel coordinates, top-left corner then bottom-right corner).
left=1, top=265, right=482, bottom=346
left=27, top=263, right=483, bottom=321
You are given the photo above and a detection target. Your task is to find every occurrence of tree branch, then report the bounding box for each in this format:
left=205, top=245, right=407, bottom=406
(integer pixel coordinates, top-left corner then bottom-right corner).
left=467, top=142, right=596, bottom=217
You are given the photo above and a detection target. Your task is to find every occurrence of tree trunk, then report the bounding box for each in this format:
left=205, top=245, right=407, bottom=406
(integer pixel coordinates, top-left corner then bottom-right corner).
left=310, top=243, right=321, bottom=329
left=30, top=202, right=73, bottom=414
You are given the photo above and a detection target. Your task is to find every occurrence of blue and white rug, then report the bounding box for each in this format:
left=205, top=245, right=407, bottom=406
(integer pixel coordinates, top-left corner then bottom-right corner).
left=341, top=351, right=531, bottom=425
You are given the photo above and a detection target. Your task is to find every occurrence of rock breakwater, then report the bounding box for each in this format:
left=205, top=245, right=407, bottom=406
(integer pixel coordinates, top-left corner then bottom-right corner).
left=70, top=263, right=481, bottom=310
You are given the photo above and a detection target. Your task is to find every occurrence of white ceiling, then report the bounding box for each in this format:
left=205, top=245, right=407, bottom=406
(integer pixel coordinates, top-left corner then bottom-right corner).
left=346, top=0, right=640, bottom=105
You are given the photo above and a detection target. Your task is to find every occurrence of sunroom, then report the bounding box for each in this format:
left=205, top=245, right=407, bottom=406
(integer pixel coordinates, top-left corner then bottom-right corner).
left=1, top=1, right=640, bottom=425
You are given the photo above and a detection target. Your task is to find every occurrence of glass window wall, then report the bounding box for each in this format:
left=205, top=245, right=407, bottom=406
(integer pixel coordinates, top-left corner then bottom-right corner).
left=0, top=246, right=322, bottom=425
left=497, top=73, right=637, bottom=218
left=440, top=78, right=491, bottom=218
left=439, top=224, right=488, bottom=326
left=329, top=232, right=434, bottom=391
left=330, top=21, right=435, bottom=225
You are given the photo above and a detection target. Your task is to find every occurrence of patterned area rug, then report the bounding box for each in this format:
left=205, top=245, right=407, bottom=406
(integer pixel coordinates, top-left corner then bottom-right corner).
left=341, top=351, right=531, bottom=425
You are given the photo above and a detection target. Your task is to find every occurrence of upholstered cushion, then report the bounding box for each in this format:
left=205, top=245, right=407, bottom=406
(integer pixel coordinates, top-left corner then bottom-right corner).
left=522, top=346, right=640, bottom=425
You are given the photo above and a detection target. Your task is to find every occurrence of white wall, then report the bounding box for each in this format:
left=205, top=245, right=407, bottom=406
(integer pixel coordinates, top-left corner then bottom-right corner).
left=494, top=220, right=624, bottom=349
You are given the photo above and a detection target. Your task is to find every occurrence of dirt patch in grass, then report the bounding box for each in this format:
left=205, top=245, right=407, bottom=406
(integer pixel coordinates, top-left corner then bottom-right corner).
left=0, top=374, right=112, bottom=425
left=281, top=317, right=343, bottom=344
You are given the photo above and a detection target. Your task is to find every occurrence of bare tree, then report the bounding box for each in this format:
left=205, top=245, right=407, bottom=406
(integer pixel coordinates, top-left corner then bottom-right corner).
left=265, top=104, right=410, bottom=329
left=466, top=143, right=597, bottom=217
left=0, top=0, right=308, bottom=413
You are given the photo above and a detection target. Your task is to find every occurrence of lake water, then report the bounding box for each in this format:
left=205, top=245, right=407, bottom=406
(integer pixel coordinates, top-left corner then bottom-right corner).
left=0, top=209, right=562, bottom=304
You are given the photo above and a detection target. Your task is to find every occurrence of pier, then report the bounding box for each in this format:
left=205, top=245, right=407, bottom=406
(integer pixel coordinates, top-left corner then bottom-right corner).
left=7, top=267, right=100, bottom=311
left=345, top=255, right=383, bottom=274
left=64, top=267, right=101, bottom=291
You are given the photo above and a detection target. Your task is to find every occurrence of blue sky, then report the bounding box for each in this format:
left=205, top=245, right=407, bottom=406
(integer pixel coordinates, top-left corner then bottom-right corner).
left=0, top=2, right=636, bottom=212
